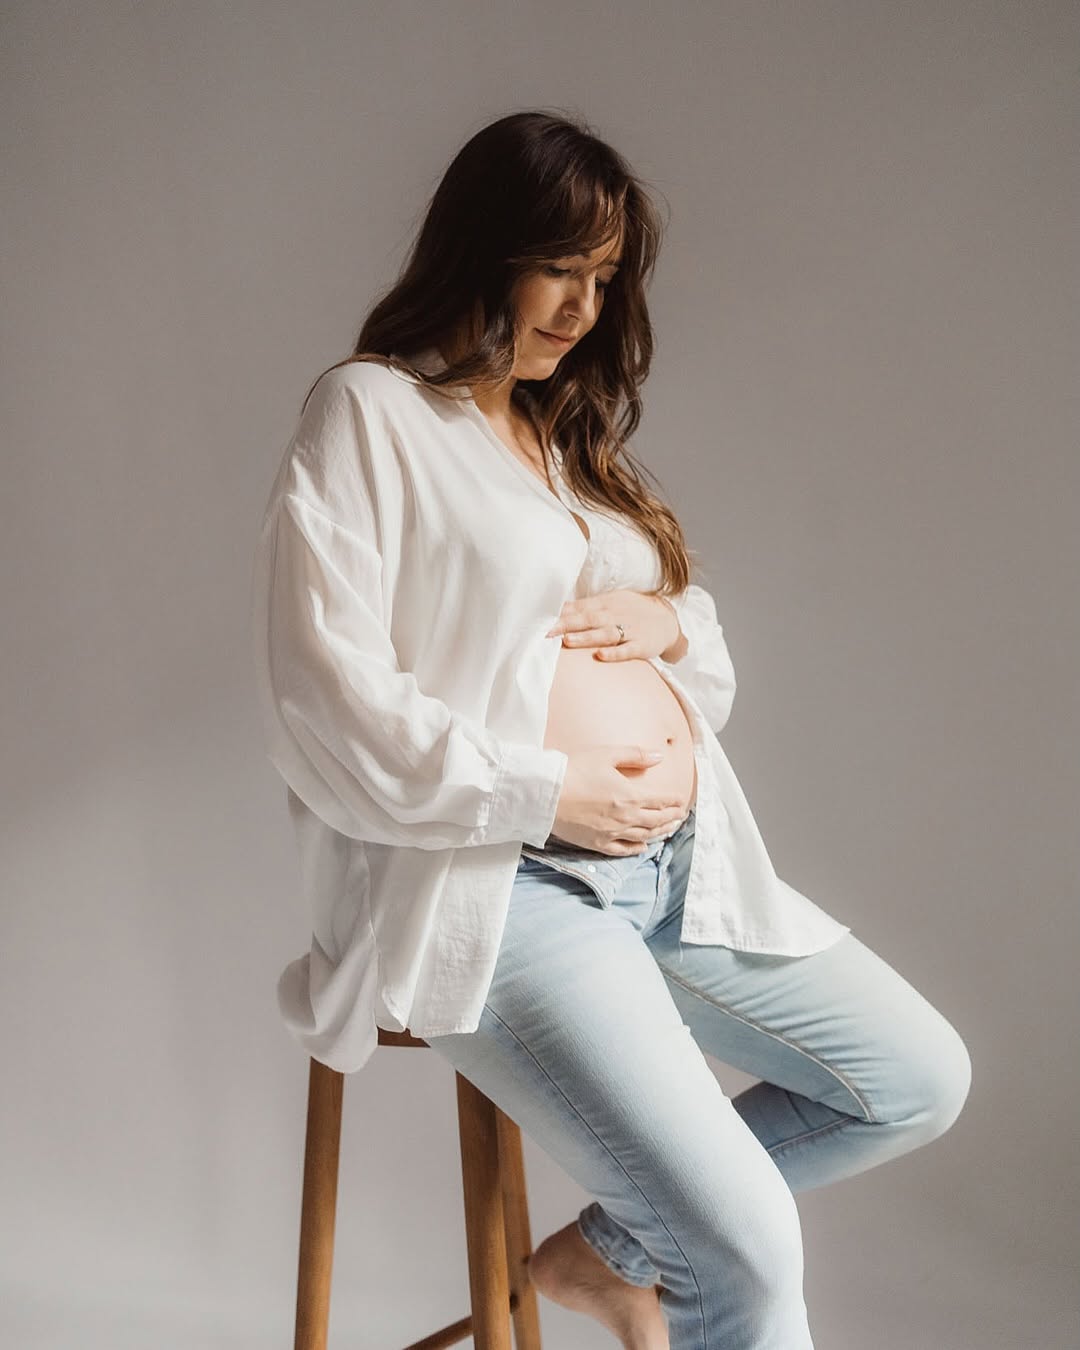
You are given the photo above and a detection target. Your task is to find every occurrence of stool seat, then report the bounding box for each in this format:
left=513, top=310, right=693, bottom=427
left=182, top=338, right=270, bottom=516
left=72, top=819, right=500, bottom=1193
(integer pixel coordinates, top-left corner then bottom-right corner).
left=293, top=1028, right=543, bottom=1349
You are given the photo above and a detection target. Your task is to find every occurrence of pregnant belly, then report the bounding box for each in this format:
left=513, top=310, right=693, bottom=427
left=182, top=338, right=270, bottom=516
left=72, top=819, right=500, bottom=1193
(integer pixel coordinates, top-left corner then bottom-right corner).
left=542, top=644, right=698, bottom=824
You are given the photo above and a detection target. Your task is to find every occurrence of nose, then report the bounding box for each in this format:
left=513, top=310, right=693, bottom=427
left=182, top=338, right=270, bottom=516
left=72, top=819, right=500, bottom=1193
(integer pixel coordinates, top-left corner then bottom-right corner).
left=564, top=277, right=603, bottom=327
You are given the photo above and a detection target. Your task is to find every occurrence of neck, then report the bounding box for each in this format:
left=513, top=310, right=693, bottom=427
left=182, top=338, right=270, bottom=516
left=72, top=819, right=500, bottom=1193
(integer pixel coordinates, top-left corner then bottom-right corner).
left=437, top=335, right=518, bottom=422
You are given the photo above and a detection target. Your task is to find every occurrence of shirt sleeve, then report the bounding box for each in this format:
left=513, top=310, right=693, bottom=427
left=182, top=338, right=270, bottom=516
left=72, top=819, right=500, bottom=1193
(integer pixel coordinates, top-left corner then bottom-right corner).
left=657, top=583, right=737, bottom=735
left=250, top=371, right=569, bottom=851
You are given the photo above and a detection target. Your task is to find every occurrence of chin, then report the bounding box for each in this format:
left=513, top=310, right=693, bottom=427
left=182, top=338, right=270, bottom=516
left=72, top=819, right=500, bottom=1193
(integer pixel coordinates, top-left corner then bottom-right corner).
left=518, top=357, right=558, bottom=379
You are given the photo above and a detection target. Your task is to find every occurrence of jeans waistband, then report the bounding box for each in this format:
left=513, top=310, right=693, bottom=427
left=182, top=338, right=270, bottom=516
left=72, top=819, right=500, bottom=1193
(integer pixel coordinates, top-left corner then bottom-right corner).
left=535, top=806, right=695, bottom=861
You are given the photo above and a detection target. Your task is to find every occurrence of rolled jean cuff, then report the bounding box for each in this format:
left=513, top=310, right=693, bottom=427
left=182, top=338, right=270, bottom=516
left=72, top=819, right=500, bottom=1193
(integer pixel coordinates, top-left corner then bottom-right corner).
left=576, top=1201, right=661, bottom=1288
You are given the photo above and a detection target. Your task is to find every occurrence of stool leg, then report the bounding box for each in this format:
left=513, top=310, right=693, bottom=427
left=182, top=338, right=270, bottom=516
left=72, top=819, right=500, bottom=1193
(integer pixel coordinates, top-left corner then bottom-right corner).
left=295, top=1058, right=344, bottom=1350
left=496, top=1109, right=543, bottom=1350
left=456, top=1072, right=513, bottom=1350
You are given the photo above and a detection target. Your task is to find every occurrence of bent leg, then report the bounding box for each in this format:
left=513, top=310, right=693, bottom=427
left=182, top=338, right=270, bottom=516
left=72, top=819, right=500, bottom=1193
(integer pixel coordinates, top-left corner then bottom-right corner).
left=425, top=855, right=818, bottom=1349
left=652, top=924, right=973, bottom=1191
left=571, top=820, right=974, bottom=1295
left=641, top=825, right=973, bottom=1193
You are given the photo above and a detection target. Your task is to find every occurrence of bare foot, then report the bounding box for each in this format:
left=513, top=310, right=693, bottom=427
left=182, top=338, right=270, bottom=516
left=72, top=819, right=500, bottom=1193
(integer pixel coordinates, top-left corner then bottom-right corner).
left=526, top=1219, right=669, bottom=1350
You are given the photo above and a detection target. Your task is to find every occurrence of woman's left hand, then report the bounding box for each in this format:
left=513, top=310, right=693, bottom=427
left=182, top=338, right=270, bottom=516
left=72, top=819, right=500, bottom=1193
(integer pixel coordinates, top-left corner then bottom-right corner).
left=545, top=590, right=684, bottom=662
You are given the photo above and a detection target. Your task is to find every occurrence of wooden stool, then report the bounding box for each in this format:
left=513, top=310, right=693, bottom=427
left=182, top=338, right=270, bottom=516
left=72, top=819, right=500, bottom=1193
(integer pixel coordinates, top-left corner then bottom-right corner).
left=293, top=1027, right=543, bottom=1350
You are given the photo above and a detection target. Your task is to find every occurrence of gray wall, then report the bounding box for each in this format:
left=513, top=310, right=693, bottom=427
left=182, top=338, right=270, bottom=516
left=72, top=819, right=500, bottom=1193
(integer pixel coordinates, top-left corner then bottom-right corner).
left=2, top=3, right=1075, bottom=1347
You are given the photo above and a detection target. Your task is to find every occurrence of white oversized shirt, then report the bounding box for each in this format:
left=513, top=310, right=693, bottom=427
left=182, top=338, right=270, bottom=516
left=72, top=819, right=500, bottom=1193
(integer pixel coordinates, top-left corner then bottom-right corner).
left=250, top=346, right=851, bottom=1072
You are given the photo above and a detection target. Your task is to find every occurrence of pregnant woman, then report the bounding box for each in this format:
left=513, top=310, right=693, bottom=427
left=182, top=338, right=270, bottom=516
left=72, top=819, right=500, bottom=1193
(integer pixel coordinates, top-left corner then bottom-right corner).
left=251, top=111, right=972, bottom=1349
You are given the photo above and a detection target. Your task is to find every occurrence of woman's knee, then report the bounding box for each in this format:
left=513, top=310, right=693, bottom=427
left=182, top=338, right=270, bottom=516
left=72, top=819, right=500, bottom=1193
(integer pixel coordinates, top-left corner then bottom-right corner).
left=729, top=1182, right=806, bottom=1305
left=889, top=1008, right=973, bottom=1141
left=930, top=1017, right=973, bottom=1134
left=667, top=1159, right=806, bottom=1305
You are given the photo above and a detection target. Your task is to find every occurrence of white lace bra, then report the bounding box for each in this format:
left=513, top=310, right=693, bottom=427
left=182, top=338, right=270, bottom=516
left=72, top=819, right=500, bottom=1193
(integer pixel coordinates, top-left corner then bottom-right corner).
left=549, top=457, right=664, bottom=600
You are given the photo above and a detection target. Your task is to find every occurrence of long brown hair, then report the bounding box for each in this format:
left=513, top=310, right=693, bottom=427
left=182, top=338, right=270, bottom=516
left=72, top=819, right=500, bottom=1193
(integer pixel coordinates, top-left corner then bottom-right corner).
left=305, top=108, right=697, bottom=598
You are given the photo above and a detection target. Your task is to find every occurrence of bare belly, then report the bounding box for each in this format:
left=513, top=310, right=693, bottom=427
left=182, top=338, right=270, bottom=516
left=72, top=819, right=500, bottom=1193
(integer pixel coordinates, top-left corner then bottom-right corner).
left=543, top=644, right=698, bottom=840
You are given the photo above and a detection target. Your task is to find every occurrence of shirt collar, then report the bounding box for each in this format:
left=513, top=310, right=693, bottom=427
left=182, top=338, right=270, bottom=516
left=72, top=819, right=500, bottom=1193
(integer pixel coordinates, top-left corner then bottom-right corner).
left=392, top=344, right=474, bottom=400
left=405, top=344, right=448, bottom=376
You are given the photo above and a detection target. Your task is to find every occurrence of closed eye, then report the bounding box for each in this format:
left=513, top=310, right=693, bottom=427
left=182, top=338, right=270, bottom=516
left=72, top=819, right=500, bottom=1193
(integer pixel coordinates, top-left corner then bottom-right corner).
left=545, top=265, right=612, bottom=290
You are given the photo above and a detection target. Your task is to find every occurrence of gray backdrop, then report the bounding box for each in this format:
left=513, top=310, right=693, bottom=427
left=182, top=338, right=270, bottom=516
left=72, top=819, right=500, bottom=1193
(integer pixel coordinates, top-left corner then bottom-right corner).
left=2, top=2, right=1076, bottom=1347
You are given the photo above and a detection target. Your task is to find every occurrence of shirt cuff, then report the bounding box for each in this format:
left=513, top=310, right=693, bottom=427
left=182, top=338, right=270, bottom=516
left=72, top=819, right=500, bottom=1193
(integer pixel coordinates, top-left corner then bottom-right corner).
left=485, top=741, right=569, bottom=847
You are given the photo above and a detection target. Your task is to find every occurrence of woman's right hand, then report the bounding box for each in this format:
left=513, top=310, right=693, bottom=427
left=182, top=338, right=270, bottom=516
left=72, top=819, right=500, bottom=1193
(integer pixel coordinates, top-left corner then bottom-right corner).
left=551, top=745, right=690, bottom=855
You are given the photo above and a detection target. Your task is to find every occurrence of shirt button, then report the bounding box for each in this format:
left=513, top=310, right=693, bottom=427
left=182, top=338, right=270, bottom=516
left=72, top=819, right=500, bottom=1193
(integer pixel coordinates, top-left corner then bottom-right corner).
left=586, top=863, right=597, bottom=872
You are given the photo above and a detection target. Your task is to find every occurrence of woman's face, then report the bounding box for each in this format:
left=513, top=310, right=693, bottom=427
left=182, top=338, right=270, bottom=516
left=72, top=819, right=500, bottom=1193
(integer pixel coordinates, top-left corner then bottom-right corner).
left=510, top=239, right=623, bottom=378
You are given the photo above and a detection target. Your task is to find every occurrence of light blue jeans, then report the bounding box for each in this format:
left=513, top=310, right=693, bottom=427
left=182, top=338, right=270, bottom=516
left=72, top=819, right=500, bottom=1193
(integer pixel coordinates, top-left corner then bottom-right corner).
left=425, top=808, right=972, bottom=1348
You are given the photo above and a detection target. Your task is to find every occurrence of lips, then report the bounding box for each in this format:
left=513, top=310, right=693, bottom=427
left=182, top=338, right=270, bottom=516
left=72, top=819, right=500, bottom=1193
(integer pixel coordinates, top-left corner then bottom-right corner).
left=539, top=330, right=575, bottom=345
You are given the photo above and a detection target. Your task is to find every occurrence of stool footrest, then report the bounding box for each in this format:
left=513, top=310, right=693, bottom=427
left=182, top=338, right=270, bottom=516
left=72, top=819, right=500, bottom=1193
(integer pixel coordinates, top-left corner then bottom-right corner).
left=401, top=1291, right=521, bottom=1350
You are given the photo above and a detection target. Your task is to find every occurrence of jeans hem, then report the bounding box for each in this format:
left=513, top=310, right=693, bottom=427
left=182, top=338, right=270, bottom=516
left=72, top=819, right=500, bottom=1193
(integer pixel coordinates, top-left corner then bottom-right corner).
left=576, top=1209, right=661, bottom=1289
